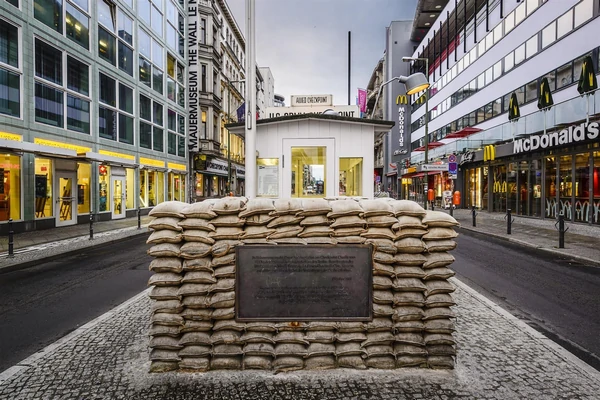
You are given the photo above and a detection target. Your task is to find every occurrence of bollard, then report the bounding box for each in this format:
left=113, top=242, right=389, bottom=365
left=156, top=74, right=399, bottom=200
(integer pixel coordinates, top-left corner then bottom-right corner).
left=431, top=201, right=434, bottom=211
left=137, top=206, right=141, bottom=229
left=557, top=212, right=567, bottom=248
left=8, top=218, right=14, bottom=257
left=449, top=203, right=453, bottom=217
left=506, top=208, right=512, bottom=235
left=472, top=206, right=476, bottom=227
left=89, top=211, right=94, bottom=240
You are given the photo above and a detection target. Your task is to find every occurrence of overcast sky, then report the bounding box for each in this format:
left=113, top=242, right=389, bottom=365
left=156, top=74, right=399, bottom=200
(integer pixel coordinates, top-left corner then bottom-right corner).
left=227, top=0, right=418, bottom=106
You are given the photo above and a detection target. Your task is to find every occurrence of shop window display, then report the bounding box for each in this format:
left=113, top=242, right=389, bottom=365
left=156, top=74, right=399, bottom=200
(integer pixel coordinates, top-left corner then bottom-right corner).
left=339, top=158, right=362, bottom=197
left=98, top=164, right=110, bottom=212
left=545, top=156, right=557, bottom=218
left=593, top=151, right=600, bottom=225
left=506, top=162, right=518, bottom=213
left=77, top=163, right=91, bottom=214
left=0, top=155, right=20, bottom=221
left=126, top=168, right=135, bottom=209
left=574, top=153, right=590, bottom=223
left=558, top=155, right=573, bottom=220
left=530, top=159, right=542, bottom=218
left=34, top=158, right=53, bottom=218
left=492, top=165, right=507, bottom=213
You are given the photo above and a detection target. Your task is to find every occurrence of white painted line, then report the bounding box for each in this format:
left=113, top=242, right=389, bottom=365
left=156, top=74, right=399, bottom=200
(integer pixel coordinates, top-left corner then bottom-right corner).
left=0, top=289, right=150, bottom=384
left=451, top=277, right=600, bottom=380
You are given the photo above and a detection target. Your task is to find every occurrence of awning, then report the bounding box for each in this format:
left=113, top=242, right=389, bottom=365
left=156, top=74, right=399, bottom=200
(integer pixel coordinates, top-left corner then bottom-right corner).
left=401, top=172, right=425, bottom=178
left=443, top=127, right=482, bottom=139
left=78, top=151, right=138, bottom=168
left=386, top=171, right=397, bottom=176
left=413, top=141, right=445, bottom=152
left=0, top=138, right=78, bottom=158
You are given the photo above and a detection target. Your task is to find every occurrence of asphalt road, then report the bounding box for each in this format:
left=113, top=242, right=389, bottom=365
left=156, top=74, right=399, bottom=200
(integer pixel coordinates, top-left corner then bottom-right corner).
left=453, top=228, right=600, bottom=371
left=0, top=234, right=152, bottom=373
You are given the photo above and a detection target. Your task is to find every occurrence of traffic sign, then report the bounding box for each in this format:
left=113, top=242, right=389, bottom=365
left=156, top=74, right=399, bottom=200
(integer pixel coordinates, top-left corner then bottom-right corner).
left=448, top=162, right=458, bottom=174
left=448, top=154, right=457, bottom=163
left=421, top=164, right=448, bottom=171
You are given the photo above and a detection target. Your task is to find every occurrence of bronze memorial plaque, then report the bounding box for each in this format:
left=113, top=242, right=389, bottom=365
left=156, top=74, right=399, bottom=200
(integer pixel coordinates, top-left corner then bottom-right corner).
left=236, top=245, right=373, bottom=321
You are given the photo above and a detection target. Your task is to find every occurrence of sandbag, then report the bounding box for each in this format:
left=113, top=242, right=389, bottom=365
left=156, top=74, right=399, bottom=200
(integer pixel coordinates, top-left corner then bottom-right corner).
left=181, top=230, right=215, bottom=245
left=147, top=230, right=182, bottom=244
left=422, top=211, right=459, bottom=227
left=148, top=201, right=186, bottom=218
left=149, top=257, right=183, bottom=273
left=147, top=243, right=180, bottom=257
left=358, top=199, right=394, bottom=217
left=238, top=198, right=276, bottom=218
left=177, top=218, right=216, bottom=231
left=211, top=197, right=247, bottom=215
left=148, top=272, right=182, bottom=287
left=181, top=202, right=217, bottom=219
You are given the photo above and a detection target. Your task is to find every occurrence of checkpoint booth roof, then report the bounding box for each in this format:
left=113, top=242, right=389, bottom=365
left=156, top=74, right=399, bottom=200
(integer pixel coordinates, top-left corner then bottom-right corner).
left=226, top=113, right=394, bottom=199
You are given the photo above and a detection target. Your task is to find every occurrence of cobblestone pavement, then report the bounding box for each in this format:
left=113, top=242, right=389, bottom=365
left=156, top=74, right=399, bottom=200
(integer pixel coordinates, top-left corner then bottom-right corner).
left=1, top=279, right=598, bottom=399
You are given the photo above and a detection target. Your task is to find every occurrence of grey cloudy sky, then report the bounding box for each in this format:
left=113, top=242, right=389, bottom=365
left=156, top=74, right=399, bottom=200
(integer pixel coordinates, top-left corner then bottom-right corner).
left=227, top=0, right=418, bottom=106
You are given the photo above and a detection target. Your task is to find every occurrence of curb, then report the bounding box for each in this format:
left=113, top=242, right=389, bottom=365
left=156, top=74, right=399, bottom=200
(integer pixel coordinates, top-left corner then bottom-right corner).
left=0, top=226, right=150, bottom=275
left=0, top=289, right=150, bottom=384
left=451, top=278, right=600, bottom=380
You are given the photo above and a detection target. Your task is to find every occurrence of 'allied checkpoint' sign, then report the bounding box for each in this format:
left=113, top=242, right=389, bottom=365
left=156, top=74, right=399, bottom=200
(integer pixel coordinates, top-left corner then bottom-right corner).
left=236, top=245, right=373, bottom=321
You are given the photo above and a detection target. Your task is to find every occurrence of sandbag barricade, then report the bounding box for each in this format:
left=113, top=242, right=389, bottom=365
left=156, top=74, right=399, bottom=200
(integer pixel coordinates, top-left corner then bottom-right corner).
left=146, top=198, right=459, bottom=372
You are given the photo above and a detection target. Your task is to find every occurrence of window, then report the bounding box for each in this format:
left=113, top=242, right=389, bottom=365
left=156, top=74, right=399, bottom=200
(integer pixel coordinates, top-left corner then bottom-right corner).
left=99, top=5, right=132, bottom=75
left=477, top=73, right=485, bottom=90
left=541, top=71, right=556, bottom=91
left=504, top=11, right=515, bottom=34
left=151, top=1, right=163, bottom=36
left=339, top=158, right=362, bottom=196
left=66, top=3, right=90, bottom=49
left=556, top=62, right=572, bottom=89
left=485, top=67, right=493, bottom=86
left=167, top=52, right=185, bottom=106
left=526, top=0, right=539, bottom=16
left=493, top=61, right=502, bottom=81
left=504, top=52, right=514, bottom=72
left=67, top=56, right=88, bottom=96
left=541, top=22, right=556, bottom=49
left=574, top=0, right=593, bottom=28
left=139, top=94, right=164, bottom=151
left=201, top=64, right=207, bottom=91
left=514, top=2, right=526, bottom=25
left=557, top=9, right=573, bottom=39
left=199, top=18, right=206, bottom=44
left=525, top=36, right=537, bottom=59
left=5, top=0, right=18, bottom=7
left=98, top=27, right=116, bottom=65
left=99, top=73, right=133, bottom=143
left=35, top=0, right=63, bottom=34
left=0, top=19, right=20, bottom=117
left=525, top=79, right=537, bottom=103
left=493, top=23, right=503, bottom=45
left=139, top=0, right=150, bottom=24
left=514, top=43, right=525, bottom=65
left=34, top=39, right=90, bottom=132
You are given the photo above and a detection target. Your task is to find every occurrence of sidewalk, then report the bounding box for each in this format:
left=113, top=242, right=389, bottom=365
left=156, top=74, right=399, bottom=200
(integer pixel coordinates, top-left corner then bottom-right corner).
left=448, top=208, right=600, bottom=267
left=0, top=215, right=153, bottom=273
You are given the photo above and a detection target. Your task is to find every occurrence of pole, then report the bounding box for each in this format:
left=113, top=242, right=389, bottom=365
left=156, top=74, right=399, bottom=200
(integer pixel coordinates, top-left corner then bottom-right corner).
left=89, top=210, right=94, bottom=240
left=472, top=205, right=476, bottom=227
left=244, top=0, right=257, bottom=198
left=348, top=31, right=351, bottom=106
left=8, top=218, right=14, bottom=257
left=506, top=208, right=512, bottom=235
left=423, top=57, right=429, bottom=210
left=137, top=206, right=141, bottom=229
left=227, top=77, right=231, bottom=194
left=558, top=212, right=565, bottom=248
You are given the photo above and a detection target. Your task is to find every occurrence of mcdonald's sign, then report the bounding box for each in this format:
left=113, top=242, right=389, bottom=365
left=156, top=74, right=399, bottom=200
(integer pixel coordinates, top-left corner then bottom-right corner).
left=396, top=95, right=409, bottom=105
left=508, top=92, right=520, bottom=121
left=577, top=55, right=598, bottom=95
left=483, top=145, right=496, bottom=162
left=537, top=77, right=554, bottom=110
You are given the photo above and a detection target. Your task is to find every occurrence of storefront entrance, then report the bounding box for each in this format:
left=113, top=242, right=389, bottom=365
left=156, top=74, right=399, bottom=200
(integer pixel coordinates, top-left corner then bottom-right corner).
left=111, top=176, right=125, bottom=219
left=55, top=171, right=77, bottom=227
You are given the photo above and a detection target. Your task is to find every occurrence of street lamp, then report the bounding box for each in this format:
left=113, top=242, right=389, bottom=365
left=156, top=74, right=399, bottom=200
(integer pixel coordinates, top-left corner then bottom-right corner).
left=226, top=77, right=245, bottom=194
left=369, top=73, right=429, bottom=119
left=402, top=56, right=430, bottom=209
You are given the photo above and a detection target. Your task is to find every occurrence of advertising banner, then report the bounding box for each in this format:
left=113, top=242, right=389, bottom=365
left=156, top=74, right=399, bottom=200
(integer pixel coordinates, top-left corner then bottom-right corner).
left=357, top=88, right=367, bottom=113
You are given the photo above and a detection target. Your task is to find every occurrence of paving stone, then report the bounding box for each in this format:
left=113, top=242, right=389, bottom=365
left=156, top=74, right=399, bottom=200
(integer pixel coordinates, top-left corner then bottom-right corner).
left=0, top=282, right=599, bottom=399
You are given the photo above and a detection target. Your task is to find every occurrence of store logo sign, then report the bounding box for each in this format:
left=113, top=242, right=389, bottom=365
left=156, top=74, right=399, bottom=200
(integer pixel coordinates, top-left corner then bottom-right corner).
left=513, top=121, right=600, bottom=154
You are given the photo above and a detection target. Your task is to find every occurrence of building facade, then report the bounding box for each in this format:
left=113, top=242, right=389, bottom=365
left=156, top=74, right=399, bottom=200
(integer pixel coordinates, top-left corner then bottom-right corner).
left=1, top=0, right=189, bottom=233
left=403, top=0, right=600, bottom=225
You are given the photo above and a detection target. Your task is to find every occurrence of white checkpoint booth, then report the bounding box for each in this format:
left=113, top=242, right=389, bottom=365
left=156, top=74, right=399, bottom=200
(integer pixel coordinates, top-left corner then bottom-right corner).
left=227, top=114, right=394, bottom=199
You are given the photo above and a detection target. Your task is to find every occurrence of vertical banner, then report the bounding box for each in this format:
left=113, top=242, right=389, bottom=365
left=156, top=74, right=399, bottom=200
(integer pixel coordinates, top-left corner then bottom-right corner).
left=357, top=88, right=367, bottom=114
left=187, top=0, right=199, bottom=152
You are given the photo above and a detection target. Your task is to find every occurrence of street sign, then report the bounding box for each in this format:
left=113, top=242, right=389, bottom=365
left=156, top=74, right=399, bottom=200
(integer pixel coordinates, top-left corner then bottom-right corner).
left=449, top=174, right=457, bottom=180
left=448, top=154, right=457, bottom=163
left=421, top=164, right=448, bottom=171
left=448, top=162, right=458, bottom=174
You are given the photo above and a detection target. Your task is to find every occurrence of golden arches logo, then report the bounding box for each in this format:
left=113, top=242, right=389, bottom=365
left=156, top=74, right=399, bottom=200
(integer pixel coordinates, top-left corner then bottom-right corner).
left=483, top=145, right=496, bottom=162
left=396, top=95, right=408, bottom=105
